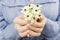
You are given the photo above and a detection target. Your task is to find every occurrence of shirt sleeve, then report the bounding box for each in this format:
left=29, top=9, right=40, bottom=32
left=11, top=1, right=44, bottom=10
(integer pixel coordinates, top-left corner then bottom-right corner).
left=0, top=2, right=7, bottom=30
left=42, top=13, right=60, bottom=37
left=0, top=2, right=7, bottom=40
left=3, top=23, right=20, bottom=40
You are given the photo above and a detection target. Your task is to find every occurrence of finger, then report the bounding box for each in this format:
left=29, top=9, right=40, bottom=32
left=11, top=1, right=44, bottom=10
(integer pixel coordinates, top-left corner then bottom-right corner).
left=15, top=24, right=28, bottom=33
left=30, top=17, right=46, bottom=28
left=18, top=30, right=29, bottom=37
left=30, top=22, right=44, bottom=28
left=39, top=14, right=46, bottom=24
left=40, top=16, right=46, bottom=24
left=29, top=25, right=43, bottom=33
left=28, top=30, right=41, bottom=37
left=26, top=30, right=32, bottom=37
left=30, top=13, right=46, bottom=27
left=27, top=34, right=30, bottom=37
left=27, top=33, right=32, bottom=37
left=27, top=33, right=33, bottom=37
left=14, top=16, right=30, bottom=26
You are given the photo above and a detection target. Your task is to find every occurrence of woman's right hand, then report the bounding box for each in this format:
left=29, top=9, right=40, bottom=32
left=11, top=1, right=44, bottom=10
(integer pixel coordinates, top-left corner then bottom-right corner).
left=13, top=15, right=30, bottom=37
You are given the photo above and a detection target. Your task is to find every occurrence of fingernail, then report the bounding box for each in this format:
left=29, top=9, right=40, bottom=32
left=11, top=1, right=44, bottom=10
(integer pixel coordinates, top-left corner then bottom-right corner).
left=27, top=34, right=30, bottom=37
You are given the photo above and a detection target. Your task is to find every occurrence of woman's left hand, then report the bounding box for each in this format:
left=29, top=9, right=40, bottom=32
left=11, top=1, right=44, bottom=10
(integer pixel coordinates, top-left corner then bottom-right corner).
left=28, top=14, right=46, bottom=37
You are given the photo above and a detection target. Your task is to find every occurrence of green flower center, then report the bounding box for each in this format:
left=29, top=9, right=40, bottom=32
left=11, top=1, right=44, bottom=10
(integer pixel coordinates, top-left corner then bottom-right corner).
left=39, top=15, right=41, bottom=17
left=27, top=15, right=29, bottom=17
left=29, top=4, right=31, bottom=7
left=36, top=5, right=39, bottom=7
left=35, top=10, right=38, bottom=12
left=24, top=9, right=26, bottom=11
left=33, top=17, right=35, bottom=19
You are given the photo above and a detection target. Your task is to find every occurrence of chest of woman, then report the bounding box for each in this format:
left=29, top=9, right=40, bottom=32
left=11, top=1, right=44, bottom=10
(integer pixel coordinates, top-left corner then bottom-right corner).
left=1, top=0, right=59, bottom=23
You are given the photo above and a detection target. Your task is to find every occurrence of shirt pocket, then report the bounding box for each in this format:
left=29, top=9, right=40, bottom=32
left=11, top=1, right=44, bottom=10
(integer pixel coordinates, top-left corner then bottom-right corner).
left=34, top=0, right=59, bottom=21
left=1, top=2, right=24, bottom=24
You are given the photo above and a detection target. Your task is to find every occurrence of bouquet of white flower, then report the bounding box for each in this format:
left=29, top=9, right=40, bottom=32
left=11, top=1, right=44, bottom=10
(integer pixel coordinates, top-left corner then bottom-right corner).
left=21, top=4, right=42, bottom=22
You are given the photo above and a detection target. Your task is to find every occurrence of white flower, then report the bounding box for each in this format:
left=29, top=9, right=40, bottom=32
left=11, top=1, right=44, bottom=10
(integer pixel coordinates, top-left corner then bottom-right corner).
left=33, top=5, right=42, bottom=14
left=21, top=6, right=29, bottom=14
left=34, top=4, right=42, bottom=9
left=33, top=9, right=41, bottom=14
left=24, top=13, right=32, bottom=20
left=31, top=16, right=36, bottom=22
left=31, top=14, right=37, bottom=22
left=28, top=4, right=35, bottom=8
left=21, top=4, right=42, bottom=22
left=38, top=13, right=43, bottom=18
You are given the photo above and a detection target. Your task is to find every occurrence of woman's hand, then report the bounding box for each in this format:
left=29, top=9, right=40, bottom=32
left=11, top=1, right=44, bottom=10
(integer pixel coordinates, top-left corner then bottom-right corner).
left=14, top=15, right=30, bottom=37
left=13, top=14, right=46, bottom=37
left=28, top=14, right=46, bottom=37
left=14, top=15, right=30, bottom=26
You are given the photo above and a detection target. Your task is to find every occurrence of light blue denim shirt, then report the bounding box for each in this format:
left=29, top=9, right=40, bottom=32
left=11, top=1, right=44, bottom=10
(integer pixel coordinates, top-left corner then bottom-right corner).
left=0, top=0, right=60, bottom=40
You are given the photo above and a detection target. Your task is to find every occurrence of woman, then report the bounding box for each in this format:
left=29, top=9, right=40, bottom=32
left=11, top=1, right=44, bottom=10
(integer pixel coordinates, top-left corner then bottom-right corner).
left=0, top=0, right=60, bottom=40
